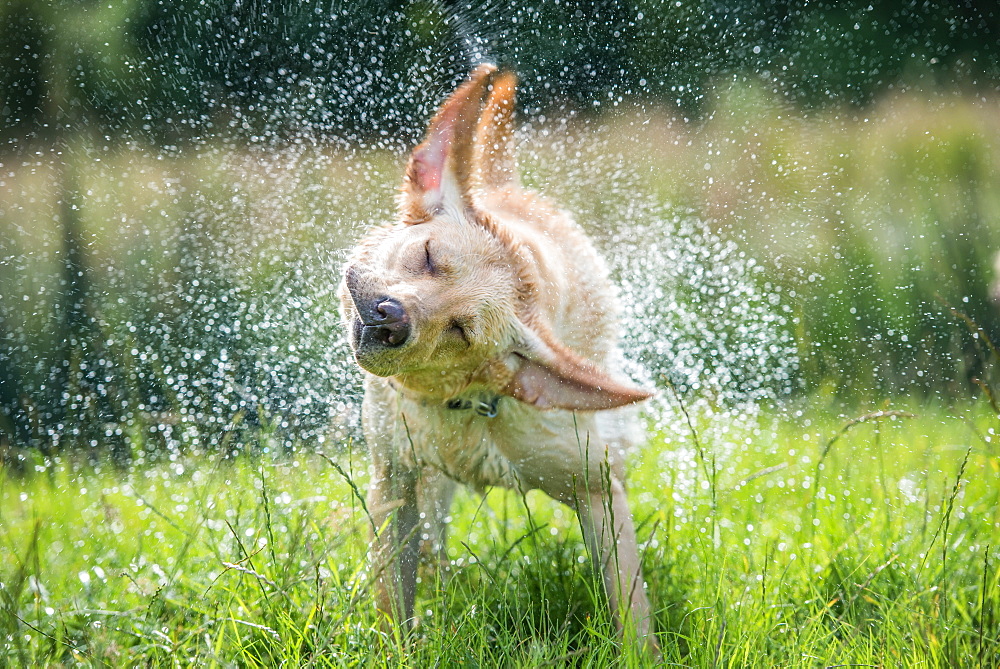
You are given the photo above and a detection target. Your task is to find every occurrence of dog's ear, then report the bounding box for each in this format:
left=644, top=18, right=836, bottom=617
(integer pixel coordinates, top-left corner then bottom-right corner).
left=501, top=325, right=653, bottom=411
left=477, top=70, right=518, bottom=188
left=403, top=64, right=496, bottom=221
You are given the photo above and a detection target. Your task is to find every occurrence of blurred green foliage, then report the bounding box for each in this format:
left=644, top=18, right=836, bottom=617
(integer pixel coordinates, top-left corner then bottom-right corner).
left=629, top=86, right=1000, bottom=398
left=2, top=0, right=1000, bottom=456
left=1, top=0, right=997, bottom=144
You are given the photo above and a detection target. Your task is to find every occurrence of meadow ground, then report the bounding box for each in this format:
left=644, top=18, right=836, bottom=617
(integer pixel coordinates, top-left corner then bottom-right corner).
left=2, top=397, right=998, bottom=667
left=3, top=88, right=1000, bottom=666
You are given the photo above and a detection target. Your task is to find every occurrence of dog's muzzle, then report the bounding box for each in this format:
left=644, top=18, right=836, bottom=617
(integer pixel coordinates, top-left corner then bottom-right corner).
left=356, top=297, right=410, bottom=348
left=345, top=266, right=411, bottom=351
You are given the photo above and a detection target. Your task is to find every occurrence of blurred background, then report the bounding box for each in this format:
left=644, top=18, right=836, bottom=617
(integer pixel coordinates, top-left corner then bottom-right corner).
left=2, top=0, right=999, bottom=462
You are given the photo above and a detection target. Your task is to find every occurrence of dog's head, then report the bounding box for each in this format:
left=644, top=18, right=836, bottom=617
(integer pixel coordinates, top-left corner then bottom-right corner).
left=340, top=65, right=651, bottom=411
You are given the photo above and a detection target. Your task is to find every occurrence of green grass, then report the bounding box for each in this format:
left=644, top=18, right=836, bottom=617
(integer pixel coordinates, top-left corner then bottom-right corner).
left=3, top=88, right=1000, bottom=665
left=2, top=399, right=998, bottom=667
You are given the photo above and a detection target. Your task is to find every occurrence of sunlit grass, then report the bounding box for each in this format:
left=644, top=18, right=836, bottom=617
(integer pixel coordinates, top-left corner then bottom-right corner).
left=2, top=399, right=998, bottom=666
left=3, top=87, right=1000, bottom=665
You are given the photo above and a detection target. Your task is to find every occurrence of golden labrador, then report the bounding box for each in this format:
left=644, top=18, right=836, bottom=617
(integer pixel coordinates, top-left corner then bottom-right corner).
left=339, top=64, right=657, bottom=652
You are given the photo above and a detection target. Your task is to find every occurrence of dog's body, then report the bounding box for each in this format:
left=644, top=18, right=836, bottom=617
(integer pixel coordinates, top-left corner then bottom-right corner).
left=339, top=65, right=656, bottom=650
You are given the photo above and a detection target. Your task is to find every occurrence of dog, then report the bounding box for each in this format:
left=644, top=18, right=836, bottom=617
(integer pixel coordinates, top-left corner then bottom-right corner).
left=339, top=64, right=657, bottom=652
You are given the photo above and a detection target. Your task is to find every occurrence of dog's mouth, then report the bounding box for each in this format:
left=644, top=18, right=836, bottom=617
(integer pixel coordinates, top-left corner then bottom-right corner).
left=350, top=307, right=411, bottom=349
left=350, top=316, right=364, bottom=350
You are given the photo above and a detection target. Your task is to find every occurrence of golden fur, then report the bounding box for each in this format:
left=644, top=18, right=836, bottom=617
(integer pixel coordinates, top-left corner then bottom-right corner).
left=339, top=64, right=658, bottom=652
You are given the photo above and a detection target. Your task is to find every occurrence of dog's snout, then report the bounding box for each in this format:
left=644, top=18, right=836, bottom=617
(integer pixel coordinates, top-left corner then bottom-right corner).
left=343, top=264, right=412, bottom=354
left=364, top=297, right=410, bottom=348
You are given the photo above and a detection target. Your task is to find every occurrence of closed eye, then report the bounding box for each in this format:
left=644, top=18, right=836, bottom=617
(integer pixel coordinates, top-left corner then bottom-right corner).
left=424, top=239, right=435, bottom=274
left=449, top=319, right=470, bottom=345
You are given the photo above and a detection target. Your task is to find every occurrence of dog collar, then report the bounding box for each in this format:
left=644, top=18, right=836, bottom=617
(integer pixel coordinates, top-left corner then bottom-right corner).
left=387, top=379, right=502, bottom=418
left=445, top=394, right=502, bottom=418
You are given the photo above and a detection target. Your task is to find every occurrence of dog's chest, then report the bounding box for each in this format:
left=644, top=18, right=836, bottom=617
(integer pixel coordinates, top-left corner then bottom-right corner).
left=396, top=395, right=522, bottom=490
left=364, top=378, right=635, bottom=496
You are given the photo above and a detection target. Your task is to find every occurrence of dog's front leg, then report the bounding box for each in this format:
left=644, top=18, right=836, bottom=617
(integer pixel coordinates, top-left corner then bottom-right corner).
left=367, top=455, right=421, bottom=630
left=577, top=477, right=659, bottom=655
left=417, top=468, right=457, bottom=568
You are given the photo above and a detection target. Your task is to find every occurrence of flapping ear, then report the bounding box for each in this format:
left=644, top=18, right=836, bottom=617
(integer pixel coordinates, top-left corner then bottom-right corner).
left=403, top=64, right=496, bottom=222
left=477, top=70, right=518, bottom=188
left=502, top=324, right=653, bottom=411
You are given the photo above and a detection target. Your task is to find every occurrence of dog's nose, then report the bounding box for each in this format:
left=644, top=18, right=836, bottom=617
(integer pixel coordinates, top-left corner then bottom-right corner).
left=365, top=297, right=410, bottom=347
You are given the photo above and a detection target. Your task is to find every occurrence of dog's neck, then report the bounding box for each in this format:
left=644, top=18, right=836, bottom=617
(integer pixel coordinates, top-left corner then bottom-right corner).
left=387, top=378, right=503, bottom=417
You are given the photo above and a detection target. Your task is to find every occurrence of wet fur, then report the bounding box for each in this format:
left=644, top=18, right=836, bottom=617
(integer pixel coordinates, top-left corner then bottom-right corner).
left=339, top=65, right=658, bottom=653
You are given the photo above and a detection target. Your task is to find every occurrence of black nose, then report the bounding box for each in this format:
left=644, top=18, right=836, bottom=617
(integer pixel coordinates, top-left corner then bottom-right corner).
left=361, top=297, right=410, bottom=348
